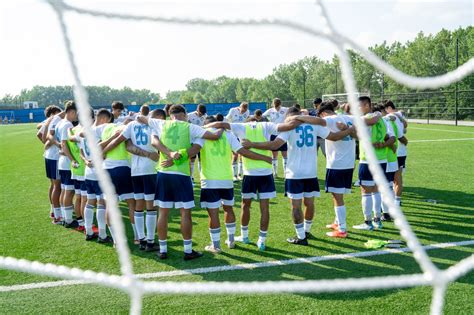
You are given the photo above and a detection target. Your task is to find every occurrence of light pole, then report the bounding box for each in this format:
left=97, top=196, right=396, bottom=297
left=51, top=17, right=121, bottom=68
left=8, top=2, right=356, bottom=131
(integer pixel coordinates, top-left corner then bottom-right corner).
left=455, top=37, right=459, bottom=126
left=335, top=65, right=338, bottom=94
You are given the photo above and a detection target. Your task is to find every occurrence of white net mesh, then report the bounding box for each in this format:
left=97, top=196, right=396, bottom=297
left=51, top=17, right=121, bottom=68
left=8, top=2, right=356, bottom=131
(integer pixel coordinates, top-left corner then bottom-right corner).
left=1, top=1, right=473, bottom=314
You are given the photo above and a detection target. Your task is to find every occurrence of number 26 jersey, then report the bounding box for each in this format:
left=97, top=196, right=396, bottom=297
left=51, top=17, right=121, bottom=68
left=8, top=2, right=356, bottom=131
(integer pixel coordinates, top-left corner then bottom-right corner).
left=121, top=121, right=157, bottom=176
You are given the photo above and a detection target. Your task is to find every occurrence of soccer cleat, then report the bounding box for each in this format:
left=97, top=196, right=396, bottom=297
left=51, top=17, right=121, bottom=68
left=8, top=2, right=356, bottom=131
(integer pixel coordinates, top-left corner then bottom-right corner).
left=373, top=219, right=383, bottom=230
left=145, top=242, right=160, bottom=252
left=204, top=244, right=222, bottom=254
left=305, top=232, right=314, bottom=239
left=85, top=233, right=98, bottom=241
left=133, top=239, right=140, bottom=245
left=352, top=222, right=374, bottom=231
left=326, top=230, right=348, bottom=238
left=325, top=222, right=339, bottom=230
left=225, top=239, right=235, bottom=249
left=157, top=252, right=168, bottom=260
left=64, top=220, right=79, bottom=229
left=139, top=239, right=147, bottom=250
left=49, top=212, right=55, bottom=219
left=52, top=218, right=64, bottom=225
left=235, top=235, right=250, bottom=244
left=257, top=242, right=266, bottom=251
left=75, top=225, right=85, bottom=232
left=381, top=213, right=393, bottom=222
left=97, top=236, right=114, bottom=244
left=184, top=250, right=203, bottom=261
left=287, top=236, right=308, bottom=246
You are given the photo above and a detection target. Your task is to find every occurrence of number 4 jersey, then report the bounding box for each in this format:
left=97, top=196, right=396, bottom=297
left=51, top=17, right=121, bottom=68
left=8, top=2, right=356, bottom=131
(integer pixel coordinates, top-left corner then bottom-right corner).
left=121, top=121, right=157, bottom=176
left=277, top=123, right=330, bottom=179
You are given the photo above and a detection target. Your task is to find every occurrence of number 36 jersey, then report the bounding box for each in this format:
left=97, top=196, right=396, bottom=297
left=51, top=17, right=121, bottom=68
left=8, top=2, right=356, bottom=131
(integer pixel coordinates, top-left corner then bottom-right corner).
left=121, top=121, right=157, bottom=176
left=277, top=123, right=330, bottom=179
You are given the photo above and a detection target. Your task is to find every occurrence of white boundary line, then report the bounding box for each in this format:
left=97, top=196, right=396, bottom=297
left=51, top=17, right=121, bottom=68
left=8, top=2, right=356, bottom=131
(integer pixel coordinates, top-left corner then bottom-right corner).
left=410, top=127, right=474, bottom=134
left=410, top=138, right=474, bottom=143
left=2, top=239, right=473, bottom=293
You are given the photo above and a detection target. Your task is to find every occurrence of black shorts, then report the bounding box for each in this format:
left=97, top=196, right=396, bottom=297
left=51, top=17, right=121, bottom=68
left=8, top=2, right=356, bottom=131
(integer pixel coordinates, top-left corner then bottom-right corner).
left=241, top=174, right=276, bottom=200
left=59, top=169, right=75, bottom=191
left=285, top=177, right=320, bottom=199
left=358, top=163, right=387, bottom=187
left=397, top=156, right=407, bottom=169
left=45, top=158, right=59, bottom=180
left=132, top=174, right=157, bottom=201
left=85, top=179, right=103, bottom=200
left=107, top=166, right=133, bottom=201
left=325, top=168, right=353, bottom=194
left=200, top=188, right=234, bottom=209
left=270, top=135, right=287, bottom=152
left=154, top=172, right=195, bottom=209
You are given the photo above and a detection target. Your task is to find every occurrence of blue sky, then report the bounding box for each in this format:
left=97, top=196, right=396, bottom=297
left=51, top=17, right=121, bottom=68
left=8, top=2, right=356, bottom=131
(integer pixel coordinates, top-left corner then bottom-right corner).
left=0, top=0, right=472, bottom=97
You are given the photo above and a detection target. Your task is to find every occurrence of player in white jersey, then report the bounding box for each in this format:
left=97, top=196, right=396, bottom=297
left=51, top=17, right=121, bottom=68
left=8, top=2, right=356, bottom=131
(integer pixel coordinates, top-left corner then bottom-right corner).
left=384, top=100, right=408, bottom=212
left=225, top=102, right=250, bottom=180
left=243, top=106, right=354, bottom=244
left=262, top=98, right=289, bottom=177
left=187, top=104, right=207, bottom=179
left=103, top=109, right=164, bottom=251
left=37, top=105, right=63, bottom=222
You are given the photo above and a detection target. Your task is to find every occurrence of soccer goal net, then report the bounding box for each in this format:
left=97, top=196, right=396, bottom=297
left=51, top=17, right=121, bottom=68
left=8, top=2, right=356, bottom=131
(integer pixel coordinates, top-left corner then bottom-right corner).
left=1, top=1, right=473, bottom=315
left=322, top=92, right=370, bottom=103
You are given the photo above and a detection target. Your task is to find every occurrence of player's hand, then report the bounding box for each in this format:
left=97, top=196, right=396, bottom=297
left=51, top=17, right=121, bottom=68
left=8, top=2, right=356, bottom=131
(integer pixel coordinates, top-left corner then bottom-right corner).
left=148, top=151, right=160, bottom=162
left=285, top=115, right=298, bottom=123
left=240, top=139, right=252, bottom=149
left=170, top=151, right=181, bottom=160
left=160, top=158, right=174, bottom=168
left=72, top=161, right=79, bottom=168
left=86, top=160, right=93, bottom=168
left=391, top=144, right=397, bottom=153
left=336, top=121, right=348, bottom=131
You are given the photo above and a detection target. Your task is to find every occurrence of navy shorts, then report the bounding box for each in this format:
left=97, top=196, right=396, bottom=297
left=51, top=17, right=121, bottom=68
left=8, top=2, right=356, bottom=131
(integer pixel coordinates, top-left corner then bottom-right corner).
left=154, top=172, right=195, bottom=209
left=325, top=168, right=353, bottom=194
left=59, top=169, right=75, bottom=191
left=74, top=179, right=87, bottom=196
left=242, top=174, right=276, bottom=200
left=132, top=174, right=157, bottom=201
left=385, top=171, right=395, bottom=185
left=107, top=166, right=133, bottom=201
left=85, top=179, right=103, bottom=200
left=358, top=163, right=387, bottom=187
left=270, top=135, right=287, bottom=152
left=285, top=177, right=320, bottom=199
left=45, top=158, right=59, bottom=180
left=397, top=156, right=407, bottom=169
left=200, top=188, right=234, bottom=209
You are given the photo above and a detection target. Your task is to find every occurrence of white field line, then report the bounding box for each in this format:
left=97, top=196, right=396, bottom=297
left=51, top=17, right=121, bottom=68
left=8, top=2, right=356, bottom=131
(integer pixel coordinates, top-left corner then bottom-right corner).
left=410, top=127, right=474, bottom=134
left=1, top=239, right=473, bottom=293
left=410, top=138, right=474, bottom=143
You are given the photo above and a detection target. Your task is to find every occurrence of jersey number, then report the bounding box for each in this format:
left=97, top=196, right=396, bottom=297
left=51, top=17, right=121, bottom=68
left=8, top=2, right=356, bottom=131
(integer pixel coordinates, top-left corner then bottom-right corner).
left=134, top=125, right=148, bottom=145
left=295, top=125, right=314, bottom=148
left=209, top=140, right=227, bottom=156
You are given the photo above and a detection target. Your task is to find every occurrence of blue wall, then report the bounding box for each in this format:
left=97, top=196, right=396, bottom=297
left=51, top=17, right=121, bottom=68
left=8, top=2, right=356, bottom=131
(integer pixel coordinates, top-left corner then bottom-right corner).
left=5, top=102, right=267, bottom=123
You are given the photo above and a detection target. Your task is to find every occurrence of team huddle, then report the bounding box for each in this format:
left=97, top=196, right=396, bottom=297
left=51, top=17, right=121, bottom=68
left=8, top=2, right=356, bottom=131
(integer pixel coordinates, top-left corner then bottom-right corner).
left=36, top=96, right=408, bottom=261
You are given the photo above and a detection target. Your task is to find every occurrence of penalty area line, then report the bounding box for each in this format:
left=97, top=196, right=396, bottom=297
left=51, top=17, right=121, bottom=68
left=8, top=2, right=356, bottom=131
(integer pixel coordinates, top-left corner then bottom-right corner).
left=410, top=138, right=474, bottom=143
left=1, top=239, right=473, bottom=293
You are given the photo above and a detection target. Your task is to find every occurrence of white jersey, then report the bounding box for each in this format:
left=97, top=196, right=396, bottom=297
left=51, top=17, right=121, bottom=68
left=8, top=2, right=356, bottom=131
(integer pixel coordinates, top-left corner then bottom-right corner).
left=324, top=115, right=355, bottom=170
left=44, top=115, right=62, bottom=160
left=225, top=107, right=250, bottom=123
left=121, top=121, right=157, bottom=176
left=82, top=124, right=107, bottom=181
left=389, top=113, right=407, bottom=157
left=113, top=115, right=126, bottom=126
left=187, top=111, right=207, bottom=126
left=278, top=123, right=330, bottom=179
left=55, top=119, right=74, bottom=170
left=262, top=107, right=288, bottom=124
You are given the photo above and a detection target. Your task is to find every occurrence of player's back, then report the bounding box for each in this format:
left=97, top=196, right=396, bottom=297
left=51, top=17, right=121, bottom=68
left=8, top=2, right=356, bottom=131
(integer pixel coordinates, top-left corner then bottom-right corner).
left=324, top=114, right=355, bottom=170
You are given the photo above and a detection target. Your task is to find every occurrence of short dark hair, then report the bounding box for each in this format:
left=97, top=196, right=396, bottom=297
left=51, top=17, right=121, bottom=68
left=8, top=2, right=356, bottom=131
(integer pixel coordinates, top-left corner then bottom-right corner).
left=96, top=108, right=112, bottom=121
left=383, top=100, right=396, bottom=110
left=45, top=105, right=61, bottom=117
left=111, top=101, right=124, bottom=110
left=254, top=109, right=263, bottom=117
left=169, top=104, right=186, bottom=115
left=293, top=103, right=301, bottom=110
left=273, top=98, right=281, bottom=107
left=317, top=101, right=335, bottom=116
left=372, top=105, right=385, bottom=113
left=197, top=104, right=207, bottom=115
left=286, top=106, right=301, bottom=116
left=358, top=96, right=371, bottom=106
left=205, top=116, right=217, bottom=124
left=164, top=104, right=172, bottom=115
left=329, top=99, right=339, bottom=107
left=140, top=104, right=150, bottom=116
left=216, top=113, right=224, bottom=121
left=64, top=100, right=76, bottom=113
left=313, top=98, right=322, bottom=105
left=151, top=109, right=166, bottom=119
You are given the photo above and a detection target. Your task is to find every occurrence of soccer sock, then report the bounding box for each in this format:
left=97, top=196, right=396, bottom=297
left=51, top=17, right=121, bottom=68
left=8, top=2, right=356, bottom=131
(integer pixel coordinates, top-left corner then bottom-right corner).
left=131, top=223, right=138, bottom=240
left=241, top=225, right=249, bottom=239
left=238, top=161, right=243, bottom=176
left=64, top=206, right=73, bottom=224
left=134, top=211, right=145, bottom=240
left=395, top=196, right=401, bottom=207
left=84, top=204, right=95, bottom=236
left=372, top=192, right=382, bottom=219
left=77, top=217, right=84, bottom=227
left=190, top=162, right=195, bottom=178
left=97, top=205, right=107, bottom=239
left=108, top=225, right=116, bottom=242
left=335, top=206, right=347, bottom=232
left=362, top=193, right=373, bottom=221
left=60, top=204, right=66, bottom=221
left=146, top=210, right=157, bottom=243
left=257, top=230, right=267, bottom=245
left=209, top=228, right=221, bottom=249
left=294, top=223, right=305, bottom=240
left=53, top=207, right=62, bottom=219
left=183, top=239, right=192, bottom=254
left=232, top=163, right=238, bottom=177
left=283, top=158, right=288, bottom=172
left=159, top=239, right=167, bottom=253
left=304, top=219, right=313, bottom=233
left=272, top=159, right=278, bottom=175
left=225, top=222, right=236, bottom=243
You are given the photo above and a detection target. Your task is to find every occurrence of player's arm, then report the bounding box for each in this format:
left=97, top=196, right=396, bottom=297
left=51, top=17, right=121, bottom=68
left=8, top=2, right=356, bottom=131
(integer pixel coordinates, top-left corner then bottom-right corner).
left=136, top=114, right=149, bottom=125
left=98, top=130, right=121, bottom=149
left=61, top=139, right=76, bottom=164
left=204, top=122, right=231, bottom=130
left=67, top=129, right=81, bottom=143
left=102, top=135, right=126, bottom=154
left=202, top=128, right=224, bottom=140
left=326, top=126, right=356, bottom=141
left=364, top=112, right=382, bottom=126
left=36, top=128, right=45, bottom=143
left=398, top=135, right=408, bottom=145
left=236, top=147, right=272, bottom=164
left=277, top=119, right=302, bottom=132
left=241, top=137, right=286, bottom=151
left=292, top=115, right=327, bottom=127
left=126, top=140, right=159, bottom=161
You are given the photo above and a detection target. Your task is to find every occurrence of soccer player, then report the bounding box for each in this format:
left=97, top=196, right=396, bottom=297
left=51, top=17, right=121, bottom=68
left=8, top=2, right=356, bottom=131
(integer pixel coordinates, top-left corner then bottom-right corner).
left=253, top=109, right=268, bottom=122
left=262, top=98, right=289, bottom=177
left=225, top=102, right=250, bottom=180
left=37, top=105, right=62, bottom=221
left=138, top=105, right=223, bottom=260
left=384, top=100, right=408, bottom=211
left=206, top=116, right=299, bottom=251
left=187, top=104, right=207, bottom=179
left=102, top=109, right=164, bottom=251
left=353, top=96, right=395, bottom=231
left=79, top=108, right=114, bottom=242
left=242, top=106, right=354, bottom=244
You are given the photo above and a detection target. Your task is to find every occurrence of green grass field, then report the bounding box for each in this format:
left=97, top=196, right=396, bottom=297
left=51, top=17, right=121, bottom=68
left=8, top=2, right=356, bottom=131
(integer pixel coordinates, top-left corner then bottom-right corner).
left=0, top=123, right=473, bottom=314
